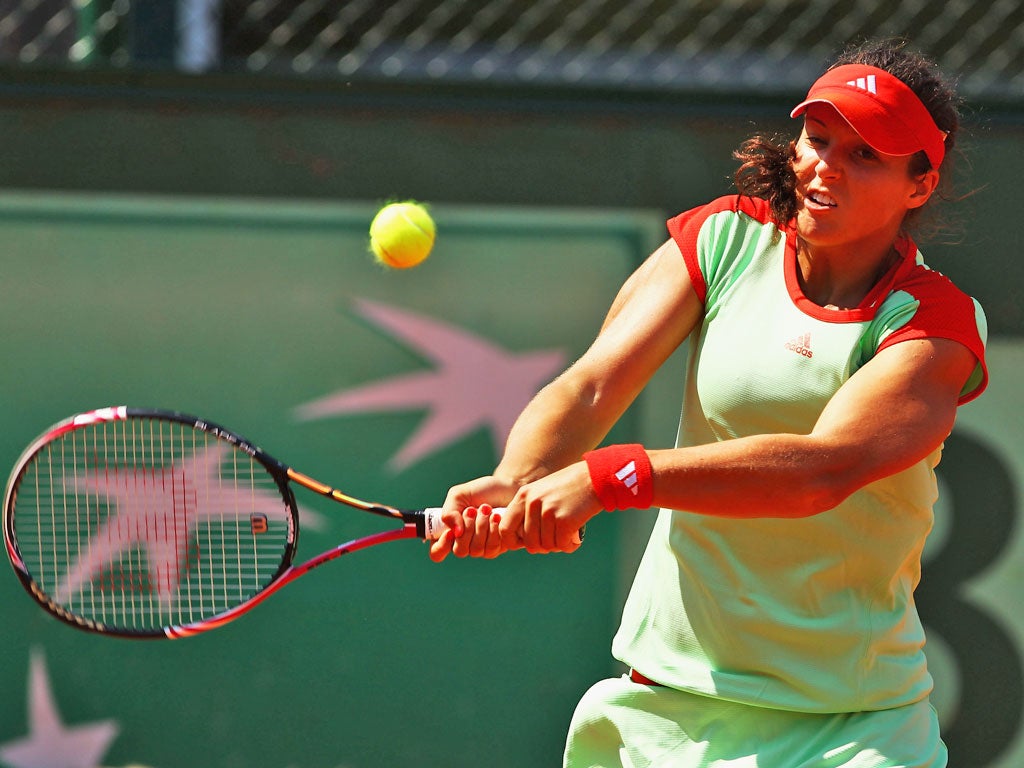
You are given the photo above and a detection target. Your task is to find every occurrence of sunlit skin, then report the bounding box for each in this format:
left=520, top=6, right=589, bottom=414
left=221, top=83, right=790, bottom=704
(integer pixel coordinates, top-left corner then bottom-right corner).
left=429, top=101, right=973, bottom=561
left=792, top=103, right=939, bottom=309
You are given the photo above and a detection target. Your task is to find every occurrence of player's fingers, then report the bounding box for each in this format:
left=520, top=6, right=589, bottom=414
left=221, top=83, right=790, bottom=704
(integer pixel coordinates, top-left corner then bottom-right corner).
left=482, top=506, right=517, bottom=558
left=468, top=506, right=493, bottom=558
left=451, top=507, right=478, bottom=558
left=556, top=524, right=584, bottom=554
left=483, top=508, right=503, bottom=558
left=439, top=507, right=465, bottom=539
left=428, top=529, right=456, bottom=563
left=497, top=498, right=524, bottom=551
left=539, top=506, right=558, bottom=553
left=521, top=498, right=549, bottom=555
left=493, top=515, right=525, bottom=554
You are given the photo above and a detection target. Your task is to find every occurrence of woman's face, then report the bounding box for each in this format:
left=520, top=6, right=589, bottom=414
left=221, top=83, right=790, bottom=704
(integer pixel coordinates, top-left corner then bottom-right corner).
left=792, top=103, right=938, bottom=256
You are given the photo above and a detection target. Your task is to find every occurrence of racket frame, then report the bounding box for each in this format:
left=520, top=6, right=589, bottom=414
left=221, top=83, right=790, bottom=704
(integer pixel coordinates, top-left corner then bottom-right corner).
left=3, top=406, right=442, bottom=639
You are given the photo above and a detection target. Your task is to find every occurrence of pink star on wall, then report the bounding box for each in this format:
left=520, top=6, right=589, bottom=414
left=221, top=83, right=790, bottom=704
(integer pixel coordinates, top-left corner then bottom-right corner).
left=0, top=648, right=118, bottom=768
left=52, top=441, right=290, bottom=620
left=295, top=300, right=567, bottom=471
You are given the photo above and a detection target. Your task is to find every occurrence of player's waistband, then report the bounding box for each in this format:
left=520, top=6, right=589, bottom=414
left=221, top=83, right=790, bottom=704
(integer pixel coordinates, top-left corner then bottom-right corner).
left=629, top=668, right=664, bottom=686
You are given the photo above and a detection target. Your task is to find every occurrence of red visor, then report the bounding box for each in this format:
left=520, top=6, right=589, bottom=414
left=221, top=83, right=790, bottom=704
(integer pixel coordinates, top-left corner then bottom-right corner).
left=791, top=64, right=947, bottom=169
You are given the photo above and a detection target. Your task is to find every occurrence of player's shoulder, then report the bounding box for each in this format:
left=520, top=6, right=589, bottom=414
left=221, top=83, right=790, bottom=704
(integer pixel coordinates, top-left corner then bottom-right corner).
left=668, top=196, right=786, bottom=302
left=893, top=246, right=978, bottom=308
left=880, top=242, right=987, bottom=344
left=668, top=194, right=776, bottom=231
left=878, top=245, right=988, bottom=403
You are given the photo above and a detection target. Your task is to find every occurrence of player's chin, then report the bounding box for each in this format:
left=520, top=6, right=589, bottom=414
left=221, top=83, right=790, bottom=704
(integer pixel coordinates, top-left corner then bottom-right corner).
left=794, top=207, right=833, bottom=240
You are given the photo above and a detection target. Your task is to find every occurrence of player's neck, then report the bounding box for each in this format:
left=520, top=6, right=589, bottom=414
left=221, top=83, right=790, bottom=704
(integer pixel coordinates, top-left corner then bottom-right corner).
left=796, top=238, right=901, bottom=310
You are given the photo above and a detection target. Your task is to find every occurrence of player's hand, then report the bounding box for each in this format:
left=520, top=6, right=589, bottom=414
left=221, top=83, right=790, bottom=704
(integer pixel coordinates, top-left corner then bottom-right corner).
left=428, top=475, right=520, bottom=562
left=499, top=461, right=600, bottom=554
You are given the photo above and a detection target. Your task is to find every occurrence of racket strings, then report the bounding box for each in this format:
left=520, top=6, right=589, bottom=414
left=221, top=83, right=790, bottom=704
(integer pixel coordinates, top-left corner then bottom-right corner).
left=11, top=417, right=294, bottom=633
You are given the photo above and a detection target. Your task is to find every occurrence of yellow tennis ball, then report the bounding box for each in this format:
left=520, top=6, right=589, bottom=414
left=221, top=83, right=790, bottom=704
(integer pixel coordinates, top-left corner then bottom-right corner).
left=368, top=201, right=436, bottom=269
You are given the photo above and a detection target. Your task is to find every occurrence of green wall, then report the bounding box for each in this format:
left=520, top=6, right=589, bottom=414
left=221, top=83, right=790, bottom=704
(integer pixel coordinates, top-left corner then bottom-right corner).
left=0, top=73, right=1021, bottom=767
left=2, top=73, right=1019, bottom=339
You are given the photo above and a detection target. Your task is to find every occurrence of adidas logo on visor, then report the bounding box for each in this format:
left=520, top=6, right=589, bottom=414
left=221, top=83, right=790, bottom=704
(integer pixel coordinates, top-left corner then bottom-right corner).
left=846, top=74, right=877, bottom=94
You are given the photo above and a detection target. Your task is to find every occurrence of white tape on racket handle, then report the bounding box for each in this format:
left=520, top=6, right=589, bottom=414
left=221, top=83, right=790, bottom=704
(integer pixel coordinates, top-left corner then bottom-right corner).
left=421, top=507, right=507, bottom=540
left=421, top=507, right=584, bottom=545
left=421, top=507, right=446, bottom=540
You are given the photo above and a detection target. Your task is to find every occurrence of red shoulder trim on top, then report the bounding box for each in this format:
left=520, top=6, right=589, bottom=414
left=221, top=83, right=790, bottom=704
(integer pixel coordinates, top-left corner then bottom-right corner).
left=666, top=195, right=777, bottom=305
left=876, top=264, right=988, bottom=404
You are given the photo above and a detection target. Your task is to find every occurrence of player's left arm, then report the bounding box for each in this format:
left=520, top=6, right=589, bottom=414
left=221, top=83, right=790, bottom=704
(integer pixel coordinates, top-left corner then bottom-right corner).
left=646, top=336, right=979, bottom=518
left=802, top=336, right=979, bottom=493
left=468, top=337, right=977, bottom=551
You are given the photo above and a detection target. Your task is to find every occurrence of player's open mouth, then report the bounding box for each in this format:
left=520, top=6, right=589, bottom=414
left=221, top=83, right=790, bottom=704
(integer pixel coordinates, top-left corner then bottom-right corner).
left=806, top=191, right=837, bottom=208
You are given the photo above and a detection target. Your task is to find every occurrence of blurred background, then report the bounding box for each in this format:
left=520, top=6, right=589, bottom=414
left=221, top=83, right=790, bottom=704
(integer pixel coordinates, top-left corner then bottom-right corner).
left=0, top=2, right=1021, bottom=767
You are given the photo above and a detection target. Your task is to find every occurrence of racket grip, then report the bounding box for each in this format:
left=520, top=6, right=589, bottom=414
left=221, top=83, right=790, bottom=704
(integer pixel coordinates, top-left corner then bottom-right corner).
left=419, top=507, right=585, bottom=545
left=421, top=507, right=448, bottom=540
left=420, top=507, right=509, bottom=540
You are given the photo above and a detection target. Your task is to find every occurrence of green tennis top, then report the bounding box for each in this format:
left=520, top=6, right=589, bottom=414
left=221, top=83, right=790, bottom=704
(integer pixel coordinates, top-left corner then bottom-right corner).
left=612, top=195, right=988, bottom=713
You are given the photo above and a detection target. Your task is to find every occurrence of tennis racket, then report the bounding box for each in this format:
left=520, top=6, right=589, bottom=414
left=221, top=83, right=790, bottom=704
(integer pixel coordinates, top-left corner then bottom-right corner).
left=3, top=406, right=460, bottom=639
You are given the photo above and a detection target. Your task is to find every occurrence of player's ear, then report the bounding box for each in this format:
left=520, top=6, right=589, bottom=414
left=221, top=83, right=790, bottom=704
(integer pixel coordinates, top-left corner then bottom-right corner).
left=907, top=168, right=940, bottom=210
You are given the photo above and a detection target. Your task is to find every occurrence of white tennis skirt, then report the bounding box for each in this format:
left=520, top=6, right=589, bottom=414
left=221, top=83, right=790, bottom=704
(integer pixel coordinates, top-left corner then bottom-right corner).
left=563, top=674, right=946, bottom=768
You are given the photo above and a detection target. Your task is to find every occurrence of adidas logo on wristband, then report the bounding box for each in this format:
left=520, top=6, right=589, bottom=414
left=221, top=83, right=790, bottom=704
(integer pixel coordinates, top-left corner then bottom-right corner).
left=584, top=444, right=653, bottom=511
left=615, top=461, right=640, bottom=496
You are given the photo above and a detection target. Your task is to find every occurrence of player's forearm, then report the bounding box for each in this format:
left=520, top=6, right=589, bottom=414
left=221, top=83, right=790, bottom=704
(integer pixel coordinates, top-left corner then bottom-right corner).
left=495, top=375, right=621, bottom=486
left=648, top=340, right=969, bottom=519
left=648, top=433, right=864, bottom=519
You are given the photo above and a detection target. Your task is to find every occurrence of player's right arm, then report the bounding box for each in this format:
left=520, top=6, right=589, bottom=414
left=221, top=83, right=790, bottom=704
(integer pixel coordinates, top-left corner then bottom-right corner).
left=429, top=238, right=702, bottom=561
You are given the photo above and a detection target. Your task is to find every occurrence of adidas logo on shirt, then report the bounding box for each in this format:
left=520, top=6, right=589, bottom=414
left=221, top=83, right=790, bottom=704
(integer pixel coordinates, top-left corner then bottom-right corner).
left=615, top=461, right=640, bottom=496
left=785, top=332, right=813, bottom=358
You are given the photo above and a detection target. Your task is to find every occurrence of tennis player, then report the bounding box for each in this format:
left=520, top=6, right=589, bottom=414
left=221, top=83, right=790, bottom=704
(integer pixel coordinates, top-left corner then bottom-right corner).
left=431, top=38, right=987, bottom=767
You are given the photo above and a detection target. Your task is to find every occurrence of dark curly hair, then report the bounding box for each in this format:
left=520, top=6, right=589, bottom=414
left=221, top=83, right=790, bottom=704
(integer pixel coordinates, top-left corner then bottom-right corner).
left=733, top=38, right=963, bottom=241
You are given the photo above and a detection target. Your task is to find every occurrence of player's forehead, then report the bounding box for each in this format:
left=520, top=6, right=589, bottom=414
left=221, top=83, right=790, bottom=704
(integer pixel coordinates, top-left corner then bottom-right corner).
left=799, top=103, right=872, bottom=144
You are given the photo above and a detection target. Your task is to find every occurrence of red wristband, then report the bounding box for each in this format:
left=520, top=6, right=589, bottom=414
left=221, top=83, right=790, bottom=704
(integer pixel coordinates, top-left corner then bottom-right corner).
left=583, top=444, right=653, bottom=511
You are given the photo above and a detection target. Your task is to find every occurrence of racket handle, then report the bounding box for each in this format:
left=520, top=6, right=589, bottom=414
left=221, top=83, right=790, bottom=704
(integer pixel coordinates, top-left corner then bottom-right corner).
left=420, top=507, right=585, bottom=545
left=421, top=507, right=448, bottom=540
left=420, top=506, right=508, bottom=540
